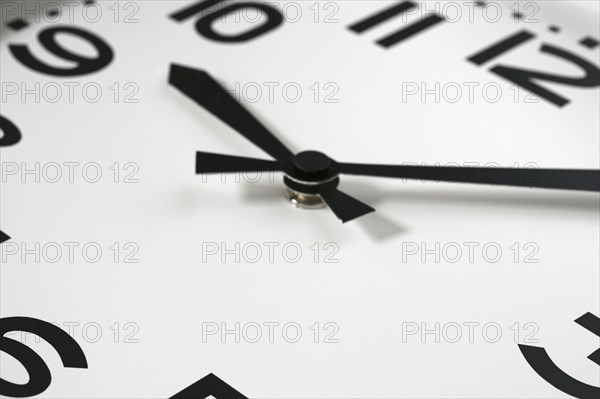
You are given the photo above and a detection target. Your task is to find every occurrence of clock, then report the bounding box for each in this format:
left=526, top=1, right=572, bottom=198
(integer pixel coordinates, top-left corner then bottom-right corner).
left=1, top=0, right=599, bottom=398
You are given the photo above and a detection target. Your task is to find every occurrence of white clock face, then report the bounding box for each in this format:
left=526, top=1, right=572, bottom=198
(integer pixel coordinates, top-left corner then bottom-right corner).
left=1, top=1, right=599, bottom=398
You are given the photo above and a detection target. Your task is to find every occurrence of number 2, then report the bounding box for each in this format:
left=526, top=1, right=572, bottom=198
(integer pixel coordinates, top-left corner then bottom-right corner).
left=491, top=44, right=600, bottom=107
left=9, top=27, right=114, bottom=76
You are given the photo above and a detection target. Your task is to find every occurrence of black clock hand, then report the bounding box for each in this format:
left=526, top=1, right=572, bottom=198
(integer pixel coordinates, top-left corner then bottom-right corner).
left=338, top=163, right=600, bottom=192
left=196, top=151, right=282, bottom=174
left=196, top=151, right=374, bottom=222
left=318, top=185, right=375, bottom=222
left=170, top=64, right=294, bottom=161
left=178, top=67, right=597, bottom=222
left=172, top=66, right=376, bottom=222
left=195, top=149, right=599, bottom=222
left=198, top=152, right=600, bottom=192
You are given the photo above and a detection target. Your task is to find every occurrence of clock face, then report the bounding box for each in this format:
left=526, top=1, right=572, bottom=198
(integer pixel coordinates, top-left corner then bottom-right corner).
left=1, top=0, right=599, bottom=398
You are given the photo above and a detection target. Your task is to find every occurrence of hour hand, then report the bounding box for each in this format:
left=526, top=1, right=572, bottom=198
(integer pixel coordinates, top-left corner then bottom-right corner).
left=169, top=64, right=294, bottom=161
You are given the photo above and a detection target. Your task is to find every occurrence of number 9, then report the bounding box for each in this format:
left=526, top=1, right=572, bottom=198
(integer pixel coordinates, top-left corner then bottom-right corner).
left=9, top=26, right=114, bottom=76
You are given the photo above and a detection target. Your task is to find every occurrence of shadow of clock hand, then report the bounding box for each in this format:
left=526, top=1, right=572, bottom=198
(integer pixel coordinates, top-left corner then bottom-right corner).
left=169, top=64, right=294, bottom=161
left=241, top=182, right=406, bottom=241
left=335, top=181, right=600, bottom=212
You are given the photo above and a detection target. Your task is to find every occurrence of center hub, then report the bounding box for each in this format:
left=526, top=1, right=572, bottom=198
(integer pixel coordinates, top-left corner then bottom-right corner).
left=287, top=150, right=338, bottom=183
left=293, top=150, right=332, bottom=176
left=284, top=150, right=340, bottom=209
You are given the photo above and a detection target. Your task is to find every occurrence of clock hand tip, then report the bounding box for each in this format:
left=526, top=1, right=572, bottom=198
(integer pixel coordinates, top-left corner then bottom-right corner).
left=318, top=187, right=376, bottom=223
left=169, top=63, right=209, bottom=79
left=168, top=63, right=191, bottom=85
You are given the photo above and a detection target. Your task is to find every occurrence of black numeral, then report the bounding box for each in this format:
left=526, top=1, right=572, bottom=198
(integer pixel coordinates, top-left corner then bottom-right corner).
left=170, top=0, right=283, bottom=43
left=0, top=230, right=10, bottom=244
left=170, top=373, right=248, bottom=399
left=0, top=317, right=88, bottom=398
left=349, top=1, right=445, bottom=48
left=468, top=30, right=536, bottom=65
left=0, top=115, right=21, bottom=147
left=9, top=26, right=114, bottom=76
left=491, top=44, right=600, bottom=107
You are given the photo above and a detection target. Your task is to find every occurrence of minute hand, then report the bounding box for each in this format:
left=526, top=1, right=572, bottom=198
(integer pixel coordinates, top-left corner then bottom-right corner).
left=337, top=163, right=600, bottom=192
left=169, top=64, right=293, bottom=161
